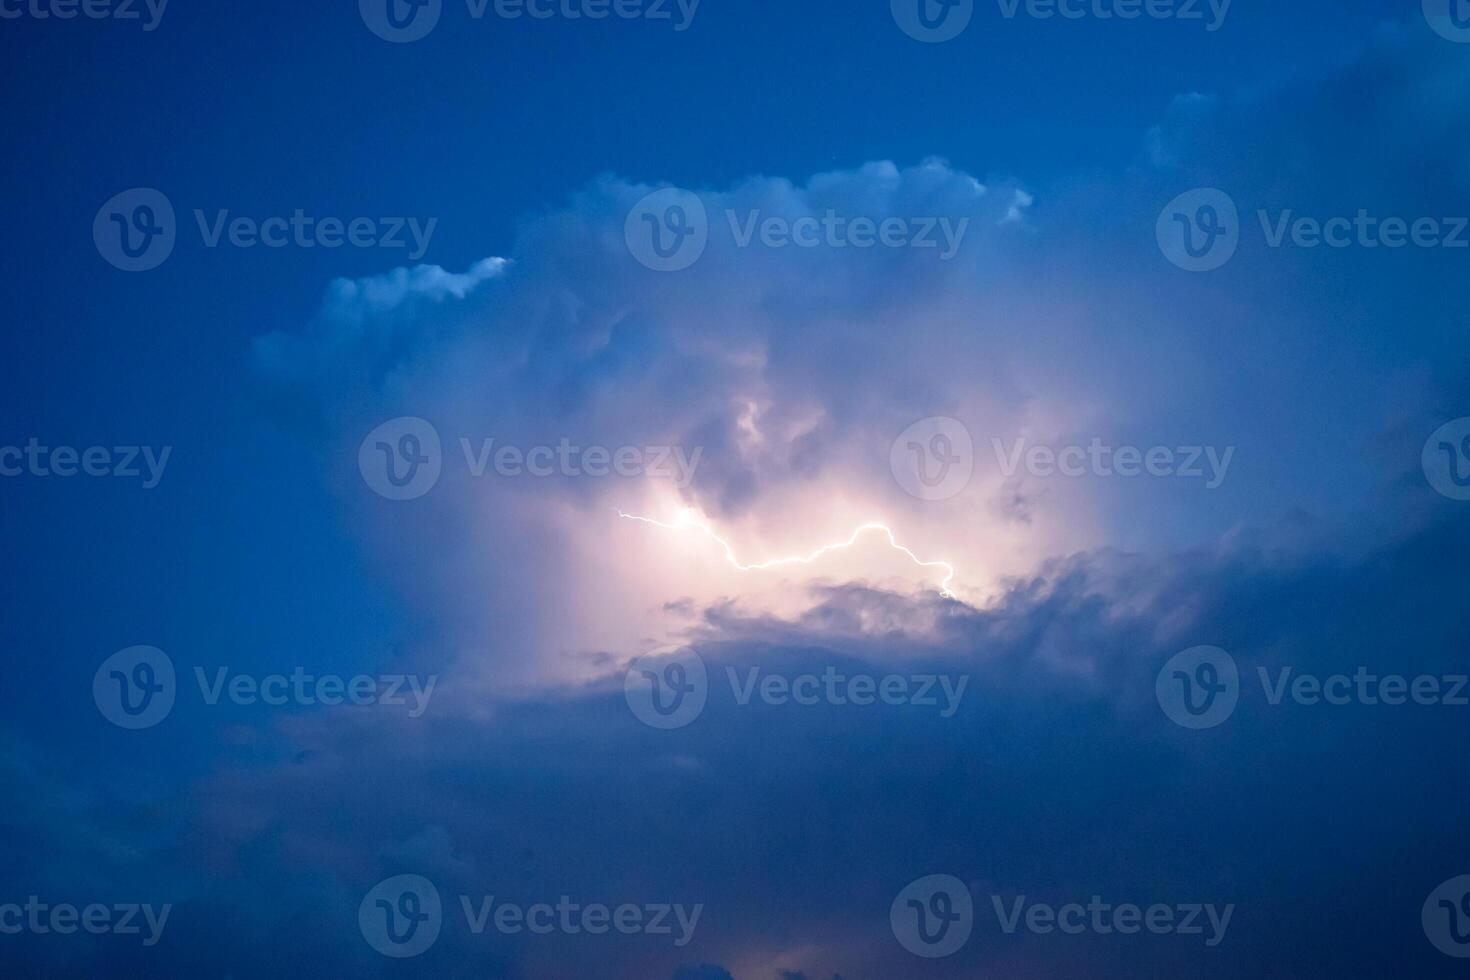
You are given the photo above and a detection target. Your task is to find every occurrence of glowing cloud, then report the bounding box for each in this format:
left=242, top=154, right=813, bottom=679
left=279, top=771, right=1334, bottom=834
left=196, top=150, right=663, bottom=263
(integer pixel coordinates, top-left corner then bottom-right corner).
left=616, top=507, right=958, bottom=597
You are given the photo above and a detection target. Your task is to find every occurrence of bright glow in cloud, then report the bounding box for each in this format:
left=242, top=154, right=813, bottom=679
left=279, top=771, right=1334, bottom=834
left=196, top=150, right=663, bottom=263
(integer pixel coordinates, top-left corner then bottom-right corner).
left=616, top=507, right=959, bottom=597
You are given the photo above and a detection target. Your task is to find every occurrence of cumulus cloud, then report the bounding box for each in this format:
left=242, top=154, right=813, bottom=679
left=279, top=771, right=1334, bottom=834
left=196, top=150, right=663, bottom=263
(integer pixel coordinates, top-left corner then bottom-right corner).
left=28, top=20, right=1438, bottom=979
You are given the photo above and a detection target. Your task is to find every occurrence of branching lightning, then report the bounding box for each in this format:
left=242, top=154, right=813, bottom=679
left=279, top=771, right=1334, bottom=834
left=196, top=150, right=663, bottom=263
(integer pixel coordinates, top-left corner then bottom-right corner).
left=616, top=508, right=957, bottom=598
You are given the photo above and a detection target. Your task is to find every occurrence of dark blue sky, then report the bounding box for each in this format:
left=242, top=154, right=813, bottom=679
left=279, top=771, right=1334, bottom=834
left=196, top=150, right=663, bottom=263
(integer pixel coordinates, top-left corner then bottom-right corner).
left=4, top=0, right=1470, bottom=976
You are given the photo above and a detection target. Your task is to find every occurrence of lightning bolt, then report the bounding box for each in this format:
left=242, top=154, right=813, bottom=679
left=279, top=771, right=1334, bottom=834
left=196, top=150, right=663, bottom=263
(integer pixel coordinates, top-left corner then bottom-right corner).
left=616, top=508, right=957, bottom=598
